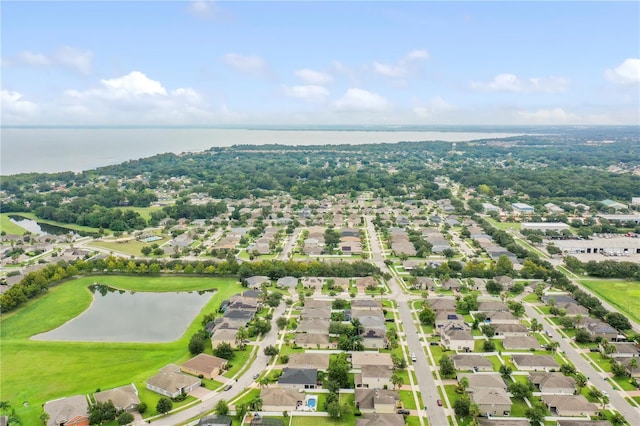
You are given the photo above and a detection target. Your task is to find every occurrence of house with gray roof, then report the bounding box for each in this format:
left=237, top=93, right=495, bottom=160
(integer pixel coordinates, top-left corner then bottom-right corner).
left=471, top=388, right=512, bottom=417
left=511, top=354, right=559, bottom=371
left=43, top=395, right=89, bottom=426
left=529, top=372, right=576, bottom=394
left=277, top=368, right=317, bottom=390
left=356, top=413, right=405, bottom=426
left=146, top=364, right=201, bottom=398
left=260, top=388, right=302, bottom=412
left=287, top=352, right=330, bottom=370
left=244, top=276, right=271, bottom=289
left=542, top=395, right=598, bottom=417
left=503, top=336, right=540, bottom=350
left=94, top=383, right=140, bottom=412
left=277, top=276, right=298, bottom=289
left=451, top=354, right=493, bottom=372
left=294, top=333, right=334, bottom=349
left=354, top=389, right=400, bottom=414
left=198, top=415, right=232, bottom=426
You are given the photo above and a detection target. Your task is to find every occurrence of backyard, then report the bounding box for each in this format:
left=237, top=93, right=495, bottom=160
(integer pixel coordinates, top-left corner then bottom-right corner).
left=0, top=274, right=243, bottom=424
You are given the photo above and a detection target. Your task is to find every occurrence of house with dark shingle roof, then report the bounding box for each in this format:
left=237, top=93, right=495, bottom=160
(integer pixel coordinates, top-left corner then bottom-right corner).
left=277, top=368, right=317, bottom=390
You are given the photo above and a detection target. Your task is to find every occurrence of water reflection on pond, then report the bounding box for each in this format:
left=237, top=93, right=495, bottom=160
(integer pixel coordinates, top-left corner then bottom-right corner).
left=9, top=215, right=82, bottom=236
left=32, top=285, right=215, bottom=343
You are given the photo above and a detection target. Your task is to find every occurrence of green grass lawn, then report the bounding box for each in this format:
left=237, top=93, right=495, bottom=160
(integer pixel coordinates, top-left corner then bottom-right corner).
left=223, top=346, right=256, bottom=378
left=0, top=275, right=243, bottom=425
left=0, top=213, right=28, bottom=235
left=510, top=398, right=529, bottom=417
left=118, top=206, right=164, bottom=221
left=578, top=278, right=640, bottom=325
left=89, top=235, right=170, bottom=257
left=399, top=390, right=418, bottom=409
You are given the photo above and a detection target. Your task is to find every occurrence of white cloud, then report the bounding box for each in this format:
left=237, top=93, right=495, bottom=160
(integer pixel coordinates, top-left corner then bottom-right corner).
left=2, top=46, right=93, bottom=74
left=515, top=107, right=579, bottom=123
left=294, top=69, right=333, bottom=85
left=373, top=49, right=429, bottom=78
left=283, top=85, right=330, bottom=103
left=222, top=53, right=268, bottom=75
left=605, top=58, right=640, bottom=85
left=471, top=73, right=569, bottom=93
left=413, top=96, right=455, bottom=117
left=335, top=88, right=390, bottom=111
left=1, top=90, right=39, bottom=122
left=188, top=0, right=215, bottom=17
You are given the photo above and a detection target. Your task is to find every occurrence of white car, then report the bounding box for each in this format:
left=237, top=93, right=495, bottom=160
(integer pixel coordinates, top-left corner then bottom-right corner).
left=411, top=353, right=417, bottom=362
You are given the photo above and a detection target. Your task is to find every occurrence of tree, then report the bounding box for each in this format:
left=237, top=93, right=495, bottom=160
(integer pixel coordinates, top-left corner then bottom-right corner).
left=560, top=363, right=577, bottom=376
left=213, top=342, right=235, bottom=360
left=575, top=329, right=592, bottom=343
left=264, top=345, right=279, bottom=357
left=276, top=316, right=288, bottom=330
left=188, top=331, right=206, bottom=355
left=235, top=402, right=249, bottom=420
left=509, top=382, right=532, bottom=399
left=499, top=364, right=513, bottom=379
left=457, top=377, right=469, bottom=393
left=137, top=402, right=147, bottom=414
left=235, top=327, right=249, bottom=348
left=611, top=361, right=628, bottom=378
left=328, top=353, right=350, bottom=388
left=483, top=340, right=496, bottom=352
left=117, top=412, right=134, bottom=425
left=327, top=401, right=343, bottom=419
left=546, top=341, right=559, bottom=353
left=481, top=325, right=495, bottom=338
left=418, top=306, right=435, bottom=325
left=439, top=355, right=456, bottom=378
left=495, top=255, right=514, bottom=276
left=215, top=399, right=229, bottom=416
left=89, top=400, right=117, bottom=424
left=525, top=402, right=547, bottom=424
left=391, top=372, right=404, bottom=389
left=156, top=397, right=173, bottom=415
left=39, top=411, right=50, bottom=425
left=248, top=397, right=263, bottom=412
left=454, top=395, right=471, bottom=417
left=574, top=372, right=588, bottom=392
left=486, top=280, right=503, bottom=295
left=605, top=312, right=632, bottom=331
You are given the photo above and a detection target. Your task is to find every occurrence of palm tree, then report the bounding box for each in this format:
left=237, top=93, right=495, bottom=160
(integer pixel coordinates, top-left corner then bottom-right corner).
left=249, top=397, right=263, bottom=412
left=457, top=377, right=469, bottom=394
left=628, top=357, right=638, bottom=376
left=469, top=403, right=480, bottom=425
left=235, top=327, right=249, bottom=349
left=391, top=372, right=404, bottom=390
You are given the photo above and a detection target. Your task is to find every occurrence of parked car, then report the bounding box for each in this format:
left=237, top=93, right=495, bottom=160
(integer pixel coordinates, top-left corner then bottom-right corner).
left=253, top=373, right=260, bottom=379
left=397, top=409, right=410, bottom=415
left=437, top=399, right=443, bottom=406
left=224, top=384, right=232, bottom=391
left=411, top=353, right=417, bottom=362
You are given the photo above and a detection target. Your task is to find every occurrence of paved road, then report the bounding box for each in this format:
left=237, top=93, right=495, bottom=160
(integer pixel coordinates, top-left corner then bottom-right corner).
left=149, top=303, right=287, bottom=426
left=278, top=228, right=301, bottom=260
left=365, top=216, right=448, bottom=426
left=524, top=303, right=640, bottom=424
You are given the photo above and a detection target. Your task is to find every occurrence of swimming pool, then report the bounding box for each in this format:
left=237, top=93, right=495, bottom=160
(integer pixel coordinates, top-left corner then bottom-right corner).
left=305, top=395, right=318, bottom=411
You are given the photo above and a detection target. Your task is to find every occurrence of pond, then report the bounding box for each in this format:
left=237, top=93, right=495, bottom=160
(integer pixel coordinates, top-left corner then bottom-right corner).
left=8, top=215, right=85, bottom=236
left=32, top=285, right=215, bottom=343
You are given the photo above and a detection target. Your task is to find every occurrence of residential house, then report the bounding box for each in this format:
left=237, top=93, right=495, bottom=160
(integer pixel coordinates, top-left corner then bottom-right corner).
left=146, top=364, right=201, bottom=398
left=354, top=389, right=400, bottom=414
left=441, top=322, right=474, bottom=352
left=211, top=328, right=238, bottom=349
left=556, top=421, right=613, bottom=426
left=494, top=276, right=514, bottom=289
left=529, top=372, right=576, bottom=394
left=352, top=299, right=383, bottom=310
left=294, top=333, right=335, bottom=349
left=414, top=277, right=435, bottom=290
left=479, top=420, right=530, bottom=426
left=483, top=311, right=519, bottom=325
left=457, top=373, right=507, bottom=394
left=617, top=357, right=640, bottom=378
left=599, top=342, right=640, bottom=358
left=471, top=388, right=512, bottom=417
left=297, top=319, right=329, bottom=334
left=260, top=388, right=302, bottom=412
left=435, top=311, right=462, bottom=329
left=511, top=355, right=559, bottom=372
left=356, top=414, right=405, bottom=426
left=477, top=301, right=509, bottom=312
left=94, top=384, right=140, bottom=412
left=244, top=276, right=270, bottom=289
left=428, top=298, right=457, bottom=312
left=277, top=276, right=298, bottom=289
left=43, top=395, right=90, bottom=426
left=356, top=365, right=394, bottom=389
left=181, top=353, right=228, bottom=379
left=287, top=353, right=330, bottom=370
left=361, top=328, right=387, bottom=349
left=277, top=368, right=317, bottom=390
left=493, top=323, right=529, bottom=337
left=351, top=352, right=393, bottom=370
left=301, top=277, right=324, bottom=291
left=541, top=395, right=599, bottom=417
left=304, top=299, right=332, bottom=309
left=451, top=354, right=493, bottom=372
left=586, top=322, right=619, bottom=341
left=442, top=278, right=462, bottom=291
left=503, top=336, right=540, bottom=350
left=300, top=306, right=332, bottom=321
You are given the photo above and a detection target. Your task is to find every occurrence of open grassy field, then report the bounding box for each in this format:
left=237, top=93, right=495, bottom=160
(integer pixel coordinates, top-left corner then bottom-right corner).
left=578, top=278, right=640, bottom=325
left=0, top=275, right=243, bottom=424
left=118, top=206, right=164, bottom=221
left=88, top=235, right=170, bottom=257
left=0, top=213, right=28, bottom=235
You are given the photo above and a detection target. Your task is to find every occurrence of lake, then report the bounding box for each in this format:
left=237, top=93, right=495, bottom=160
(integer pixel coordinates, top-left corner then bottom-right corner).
left=0, top=127, right=524, bottom=175
left=32, top=285, right=215, bottom=343
left=9, top=215, right=82, bottom=236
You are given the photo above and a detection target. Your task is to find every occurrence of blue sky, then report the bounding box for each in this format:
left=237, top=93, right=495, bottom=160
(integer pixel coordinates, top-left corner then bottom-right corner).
left=2, top=1, right=639, bottom=125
